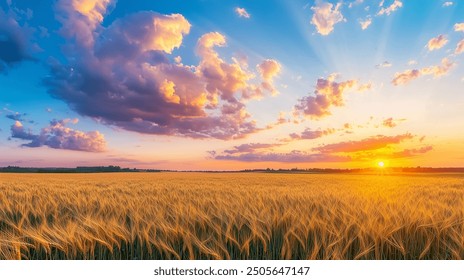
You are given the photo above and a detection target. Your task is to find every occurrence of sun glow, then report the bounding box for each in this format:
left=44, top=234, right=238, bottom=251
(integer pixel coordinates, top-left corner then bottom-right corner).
left=378, top=161, right=385, bottom=168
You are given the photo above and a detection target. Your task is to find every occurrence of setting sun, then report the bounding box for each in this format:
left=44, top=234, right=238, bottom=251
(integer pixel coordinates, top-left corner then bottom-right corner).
left=378, top=161, right=385, bottom=168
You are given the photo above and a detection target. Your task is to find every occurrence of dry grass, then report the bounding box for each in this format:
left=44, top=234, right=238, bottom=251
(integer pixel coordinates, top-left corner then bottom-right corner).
left=0, top=172, right=463, bottom=260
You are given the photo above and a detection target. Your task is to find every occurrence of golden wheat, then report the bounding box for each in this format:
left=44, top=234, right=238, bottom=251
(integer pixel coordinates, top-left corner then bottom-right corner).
left=0, top=172, right=463, bottom=260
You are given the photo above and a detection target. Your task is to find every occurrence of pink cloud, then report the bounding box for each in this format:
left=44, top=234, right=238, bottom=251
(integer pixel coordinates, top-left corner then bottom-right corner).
left=455, top=39, right=464, bottom=55
left=289, top=127, right=335, bottom=140
left=45, top=4, right=281, bottom=140
left=10, top=119, right=106, bottom=152
left=392, top=69, right=421, bottom=86
left=56, top=0, right=114, bottom=47
left=235, top=7, right=250, bottom=18
left=215, top=150, right=350, bottom=163
left=258, top=59, right=281, bottom=81
left=313, top=133, right=414, bottom=153
left=294, top=75, right=371, bottom=119
left=382, top=117, right=402, bottom=128
left=257, top=59, right=281, bottom=96
left=224, top=143, right=281, bottom=154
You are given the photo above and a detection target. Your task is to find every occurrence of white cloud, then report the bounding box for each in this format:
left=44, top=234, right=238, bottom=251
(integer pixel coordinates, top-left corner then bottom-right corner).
left=359, top=17, right=372, bottom=30
left=311, top=1, right=345, bottom=35
left=377, top=0, right=403, bottom=16
left=349, top=0, right=364, bottom=8
left=376, top=61, right=392, bottom=68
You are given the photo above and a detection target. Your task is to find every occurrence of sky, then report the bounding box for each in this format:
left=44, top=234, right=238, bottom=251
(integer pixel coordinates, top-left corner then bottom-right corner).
left=0, top=0, right=463, bottom=170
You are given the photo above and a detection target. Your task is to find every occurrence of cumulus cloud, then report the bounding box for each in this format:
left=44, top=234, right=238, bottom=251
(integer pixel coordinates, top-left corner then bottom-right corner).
left=294, top=75, right=371, bottom=119
left=427, top=34, right=448, bottom=51
left=455, top=23, right=464, bottom=32
left=10, top=119, right=106, bottom=152
left=256, top=59, right=281, bottom=96
left=455, top=39, right=464, bottom=55
left=46, top=3, right=277, bottom=140
left=258, top=59, right=281, bottom=81
left=289, top=127, right=335, bottom=140
left=420, top=58, right=455, bottom=77
left=392, top=146, right=433, bottom=158
left=392, top=58, right=455, bottom=85
left=196, top=32, right=254, bottom=102
left=313, top=133, right=414, bottom=153
left=311, top=1, right=345, bottom=35
left=392, top=69, right=421, bottom=85
left=235, top=7, right=250, bottom=18
left=0, top=7, right=36, bottom=73
left=442, top=2, right=453, bottom=7
left=377, top=0, right=403, bottom=16
left=56, top=0, right=114, bottom=47
left=359, top=17, right=372, bottom=30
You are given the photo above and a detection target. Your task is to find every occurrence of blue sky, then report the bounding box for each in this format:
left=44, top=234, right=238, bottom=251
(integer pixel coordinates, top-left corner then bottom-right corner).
left=1, top=0, right=463, bottom=169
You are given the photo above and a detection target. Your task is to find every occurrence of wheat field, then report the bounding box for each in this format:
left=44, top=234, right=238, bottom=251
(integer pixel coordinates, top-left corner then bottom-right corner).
left=0, top=172, right=463, bottom=260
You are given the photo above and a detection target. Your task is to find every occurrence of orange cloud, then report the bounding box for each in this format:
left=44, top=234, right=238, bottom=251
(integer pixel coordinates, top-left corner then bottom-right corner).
left=148, top=14, right=191, bottom=54
left=392, top=146, right=433, bottom=158
left=392, top=58, right=455, bottom=86
left=455, top=39, right=464, bottom=55
left=392, top=69, right=424, bottom=86
left=235, top=7, right=250, bottom=18
left=382, top=117, right=405, bottom=128
left=311, top=1, right=344, bottom=35
left=377, top=0, right=403, bottom=16
left=196, top=32, right=254, bottom=103
left=454, top=23, right=464, bottom=32
left=313, top=133, right=414, bottom=153
left=256, top=59, right=281, bottom=96
left=427, top=35, right=448, bottom=51
left=258, top=59, right=281, bottom=81
left=420, top=58, right=455, bottom=77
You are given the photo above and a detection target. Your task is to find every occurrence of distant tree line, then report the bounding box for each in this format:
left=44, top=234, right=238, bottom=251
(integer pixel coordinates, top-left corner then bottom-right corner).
left=0, top=166, right=162, bottom=173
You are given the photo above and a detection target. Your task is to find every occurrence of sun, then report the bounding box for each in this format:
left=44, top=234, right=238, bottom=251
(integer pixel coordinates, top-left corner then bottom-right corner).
left=377, top=161, right=385, bottom=168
